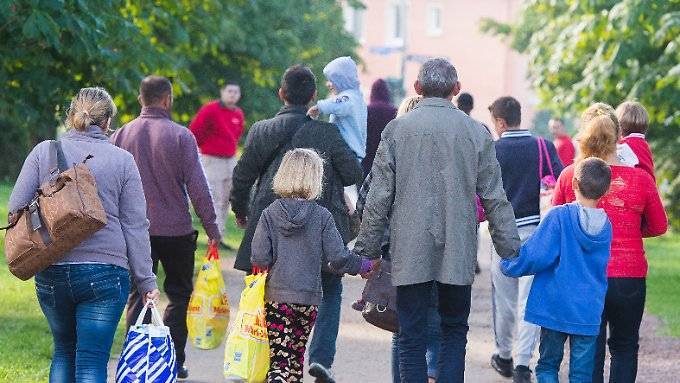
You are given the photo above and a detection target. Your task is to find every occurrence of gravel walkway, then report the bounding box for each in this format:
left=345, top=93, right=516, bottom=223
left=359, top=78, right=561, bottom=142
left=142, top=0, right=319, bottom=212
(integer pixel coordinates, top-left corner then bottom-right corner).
left=110, top=228, right=680, bottom=382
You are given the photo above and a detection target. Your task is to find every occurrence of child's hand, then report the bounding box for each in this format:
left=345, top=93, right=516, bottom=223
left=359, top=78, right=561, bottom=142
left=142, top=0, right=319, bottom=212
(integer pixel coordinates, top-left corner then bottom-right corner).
left=326, top=81, right=337, bottom=95
left=360, top=258, right=380, bottom=279
left=307, top=105, right=320, bottom=119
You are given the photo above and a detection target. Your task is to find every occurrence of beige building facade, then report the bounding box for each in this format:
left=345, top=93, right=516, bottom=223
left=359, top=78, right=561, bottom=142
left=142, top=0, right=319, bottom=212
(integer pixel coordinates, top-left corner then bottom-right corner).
left=343, top=0, right=537, bottom=127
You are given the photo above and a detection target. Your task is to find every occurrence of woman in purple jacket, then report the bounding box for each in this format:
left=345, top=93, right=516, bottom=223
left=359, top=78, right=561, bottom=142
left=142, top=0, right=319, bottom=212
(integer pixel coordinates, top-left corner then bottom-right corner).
left=362, top=79, right=397, bottom=175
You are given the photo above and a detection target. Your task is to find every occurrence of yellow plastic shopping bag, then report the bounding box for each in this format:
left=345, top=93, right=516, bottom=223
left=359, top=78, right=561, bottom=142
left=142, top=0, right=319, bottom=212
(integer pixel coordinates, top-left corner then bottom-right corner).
left=187, top=244, right=230, bottom=349
left=223, top=272, right=270, bottom=383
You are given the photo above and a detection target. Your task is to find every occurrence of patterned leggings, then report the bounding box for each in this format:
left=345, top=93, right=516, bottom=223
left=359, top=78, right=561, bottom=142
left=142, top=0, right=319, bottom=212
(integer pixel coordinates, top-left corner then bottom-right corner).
left=265, top=302, right=318, bottom=382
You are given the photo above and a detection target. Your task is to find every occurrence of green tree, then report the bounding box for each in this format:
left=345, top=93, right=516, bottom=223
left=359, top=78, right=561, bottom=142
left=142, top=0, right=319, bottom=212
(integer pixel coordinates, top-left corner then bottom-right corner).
left=482, top=0, right=680, bottom=228
left=0, top=0, right=356, bottom=178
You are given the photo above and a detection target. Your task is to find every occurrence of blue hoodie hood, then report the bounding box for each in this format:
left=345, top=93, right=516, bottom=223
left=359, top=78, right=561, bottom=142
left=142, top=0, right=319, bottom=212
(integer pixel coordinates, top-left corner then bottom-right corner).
left=323, top=56, right=360, bottom=92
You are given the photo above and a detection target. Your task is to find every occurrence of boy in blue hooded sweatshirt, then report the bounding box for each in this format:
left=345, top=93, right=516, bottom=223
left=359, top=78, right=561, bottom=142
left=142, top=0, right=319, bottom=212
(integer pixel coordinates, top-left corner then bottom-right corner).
left=501, top=157, right=613, bottom=383
left=308, top=56, right=368, bottom=161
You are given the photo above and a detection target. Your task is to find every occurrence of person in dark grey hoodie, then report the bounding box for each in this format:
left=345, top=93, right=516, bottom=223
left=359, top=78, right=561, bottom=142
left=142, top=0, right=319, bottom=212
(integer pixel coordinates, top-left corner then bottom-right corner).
left=251, top=148, right=371, bottom=383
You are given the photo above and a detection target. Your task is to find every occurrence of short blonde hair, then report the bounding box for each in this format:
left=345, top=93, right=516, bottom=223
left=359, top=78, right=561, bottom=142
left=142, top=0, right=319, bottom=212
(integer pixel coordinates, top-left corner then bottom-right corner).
left=272, top=148, right=324, bottom=200
left=67, top=87, right=116, bottom=131
left=397, top=95, right=423, bottom=117
left=576, top=115, right=619, bottom=162
left=616, top=101, right=649, bottom=136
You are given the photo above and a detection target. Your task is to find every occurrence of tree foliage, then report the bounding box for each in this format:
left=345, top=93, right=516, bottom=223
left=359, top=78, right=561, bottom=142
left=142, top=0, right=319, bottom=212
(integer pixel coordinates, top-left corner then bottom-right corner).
left=0, top=0, right=356, bottom=178
left=482, top=0, right=680, bottom=228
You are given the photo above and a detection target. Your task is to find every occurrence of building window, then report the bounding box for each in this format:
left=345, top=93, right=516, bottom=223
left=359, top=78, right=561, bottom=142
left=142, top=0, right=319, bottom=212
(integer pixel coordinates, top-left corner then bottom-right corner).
left=343, top=3, right=364, bottom=40
left=427, top=4, right=443, bottom=37
left=386, top=2, right=405, bottom=47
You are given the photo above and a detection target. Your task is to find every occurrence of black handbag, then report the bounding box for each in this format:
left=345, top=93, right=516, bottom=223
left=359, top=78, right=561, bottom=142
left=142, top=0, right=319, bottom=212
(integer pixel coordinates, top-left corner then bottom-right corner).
left=361, top=260, right=399, bottom=333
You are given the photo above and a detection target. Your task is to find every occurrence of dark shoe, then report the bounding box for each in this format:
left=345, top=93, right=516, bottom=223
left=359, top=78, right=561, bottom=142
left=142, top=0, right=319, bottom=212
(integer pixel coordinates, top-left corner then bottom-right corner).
left=351, top=299, right=366, bottom=312
left=220, top=241, right=235, bottom=251
left=177, top=365, right=189, bottom=380
left=491, top=354, right=514, bottom=378
left=309, top=362, right=335, bottom=383
left=512, top=365, right=533, bottom=383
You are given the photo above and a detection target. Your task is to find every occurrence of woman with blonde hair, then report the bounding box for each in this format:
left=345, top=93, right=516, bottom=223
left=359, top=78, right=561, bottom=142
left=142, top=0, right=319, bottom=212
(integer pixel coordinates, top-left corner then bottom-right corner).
left=552, top=103, right=667, bottom=382
left=251, top=148, right=371, bottom=382
left=8, top=87, right=158, bottom=382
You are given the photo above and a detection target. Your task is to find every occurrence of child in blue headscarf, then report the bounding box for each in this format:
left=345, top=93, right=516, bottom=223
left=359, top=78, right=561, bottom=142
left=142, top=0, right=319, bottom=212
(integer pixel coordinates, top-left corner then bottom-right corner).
left=308, top=56, right=368, bottom=161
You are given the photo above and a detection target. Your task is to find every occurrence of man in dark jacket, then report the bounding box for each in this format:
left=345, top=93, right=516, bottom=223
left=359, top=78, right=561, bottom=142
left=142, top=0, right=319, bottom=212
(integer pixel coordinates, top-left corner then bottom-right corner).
left=363, top=79, right=397, bottom=175
left=487, top=96, right=564, bottom=383
left=230, top=64, right=363, bottom=382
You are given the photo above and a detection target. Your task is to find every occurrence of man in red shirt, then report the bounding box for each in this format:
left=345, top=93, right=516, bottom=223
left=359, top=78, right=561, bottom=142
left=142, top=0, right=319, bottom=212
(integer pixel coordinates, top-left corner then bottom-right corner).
left=549, top=118, right=574, bottom=167
left=189, top=83, right=245, bottom=246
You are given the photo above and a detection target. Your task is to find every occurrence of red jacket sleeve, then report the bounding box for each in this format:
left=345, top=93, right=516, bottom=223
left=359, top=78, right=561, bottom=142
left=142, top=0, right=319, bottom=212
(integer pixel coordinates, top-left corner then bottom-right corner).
left=641, top=173, right=668, bottom=238
left=189, top=104, right=213, bottom=147
left=236, top=108, right=245, bottom=141
left=552, top=165, right=574, bottom=206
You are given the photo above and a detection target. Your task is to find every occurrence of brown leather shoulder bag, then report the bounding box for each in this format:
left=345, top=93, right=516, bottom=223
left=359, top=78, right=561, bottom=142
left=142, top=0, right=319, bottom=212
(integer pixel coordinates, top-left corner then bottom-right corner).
left=2, top=141, right=107, bottom=280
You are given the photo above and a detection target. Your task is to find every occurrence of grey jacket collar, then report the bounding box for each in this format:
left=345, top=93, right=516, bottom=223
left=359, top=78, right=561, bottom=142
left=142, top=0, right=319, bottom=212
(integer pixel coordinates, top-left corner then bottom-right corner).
left=62, top=126, right=109, bottom=143
left=414, top=97, right=456, bottom=110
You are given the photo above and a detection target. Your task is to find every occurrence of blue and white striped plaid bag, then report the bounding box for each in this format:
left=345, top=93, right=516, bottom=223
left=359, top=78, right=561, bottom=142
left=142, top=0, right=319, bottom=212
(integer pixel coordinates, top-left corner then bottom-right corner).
left=116, top=302, right=177, bottom=383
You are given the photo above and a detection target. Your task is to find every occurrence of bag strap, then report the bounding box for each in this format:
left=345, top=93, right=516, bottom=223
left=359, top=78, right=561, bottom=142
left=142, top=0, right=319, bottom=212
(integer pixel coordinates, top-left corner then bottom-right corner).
left=49, top=140, right=68, bottom=180
left=206, top=243, right=219, bottom=261
left=538, top=137, right=544, bottom=179
left=260, top=118, right=311, bottom=178
left=1, top=141, right=70, bottom=231
left=539, top=138, right=555, bottom=178
left=134, top=300, right=165, bottom=327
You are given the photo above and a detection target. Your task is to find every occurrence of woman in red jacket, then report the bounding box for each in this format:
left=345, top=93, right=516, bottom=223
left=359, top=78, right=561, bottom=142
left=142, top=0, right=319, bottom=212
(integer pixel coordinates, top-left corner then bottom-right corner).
left=552, top=103, right=667, bottom=383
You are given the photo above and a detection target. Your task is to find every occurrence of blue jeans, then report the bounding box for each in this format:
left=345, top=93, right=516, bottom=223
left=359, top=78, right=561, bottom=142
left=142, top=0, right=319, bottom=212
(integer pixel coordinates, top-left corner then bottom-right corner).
left=397, top=281, right=471, bottom=383
left=392, top=304, right=441, bottom=382
left=35, top=264, right=130, bottom=383
left=308, top=272, right=343, bottom=368
left=536, top=328, right=597, bottom=383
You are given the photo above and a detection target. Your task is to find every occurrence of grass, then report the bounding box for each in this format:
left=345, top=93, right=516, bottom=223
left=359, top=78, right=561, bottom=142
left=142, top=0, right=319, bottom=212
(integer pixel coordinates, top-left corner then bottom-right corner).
left=0, top=182, right=241, bottom=382
left=0, top=181, right=678, bottom=380
left=644, top=234, right=680, bottom=336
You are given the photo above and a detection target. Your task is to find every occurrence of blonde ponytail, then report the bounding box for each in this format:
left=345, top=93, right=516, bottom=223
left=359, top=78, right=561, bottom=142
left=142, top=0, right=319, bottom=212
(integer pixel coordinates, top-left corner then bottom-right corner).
left=67, top=87, right=116, bottom=131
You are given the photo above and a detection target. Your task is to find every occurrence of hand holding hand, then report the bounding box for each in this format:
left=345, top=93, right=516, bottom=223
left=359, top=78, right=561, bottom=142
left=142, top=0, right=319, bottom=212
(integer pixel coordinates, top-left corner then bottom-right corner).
left=236, top=215, right=248, bottom=229
left=359, top=258, right=381, bottom=279
left=307, top=105, right=320, bottom=119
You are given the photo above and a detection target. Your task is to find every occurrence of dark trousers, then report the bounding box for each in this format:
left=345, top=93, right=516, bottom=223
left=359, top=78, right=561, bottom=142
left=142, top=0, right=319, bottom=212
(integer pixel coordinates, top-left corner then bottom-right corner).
left=593, top=278, right=646, bottom=383
left=308, top=272, right=343, bottom=368
left=396, top=281, right=472, bottom=383
left=126, top=232, right=198, bottom=366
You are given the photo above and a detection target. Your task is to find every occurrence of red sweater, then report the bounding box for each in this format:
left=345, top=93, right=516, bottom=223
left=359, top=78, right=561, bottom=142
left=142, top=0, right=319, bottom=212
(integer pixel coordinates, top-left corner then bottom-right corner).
left=620, top=134, right=655, bottom=180
left=553, top=164, right=667, bottom=278
left=189, top=101, right=244, bottom=157
left=553, top=135, right=575, bottom=166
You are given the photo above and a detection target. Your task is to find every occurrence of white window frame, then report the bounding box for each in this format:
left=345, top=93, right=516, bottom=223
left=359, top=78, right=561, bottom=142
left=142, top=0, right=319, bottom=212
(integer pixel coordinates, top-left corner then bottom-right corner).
left=342, top=3, right=365, bottom=42
left=386, top=2, right=405, bottom=47
left=426, top=3, right=443, bottom=37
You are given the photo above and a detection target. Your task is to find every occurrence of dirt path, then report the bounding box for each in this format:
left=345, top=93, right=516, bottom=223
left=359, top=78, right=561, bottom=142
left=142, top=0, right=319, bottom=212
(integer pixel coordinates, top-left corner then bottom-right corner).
left=109, top=228, right=680, bottom=382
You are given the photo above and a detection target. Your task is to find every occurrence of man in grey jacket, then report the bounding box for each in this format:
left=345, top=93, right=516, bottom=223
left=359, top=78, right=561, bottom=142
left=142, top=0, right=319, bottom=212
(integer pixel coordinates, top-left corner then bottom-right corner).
left=354, top=58, right=520, bottom=383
